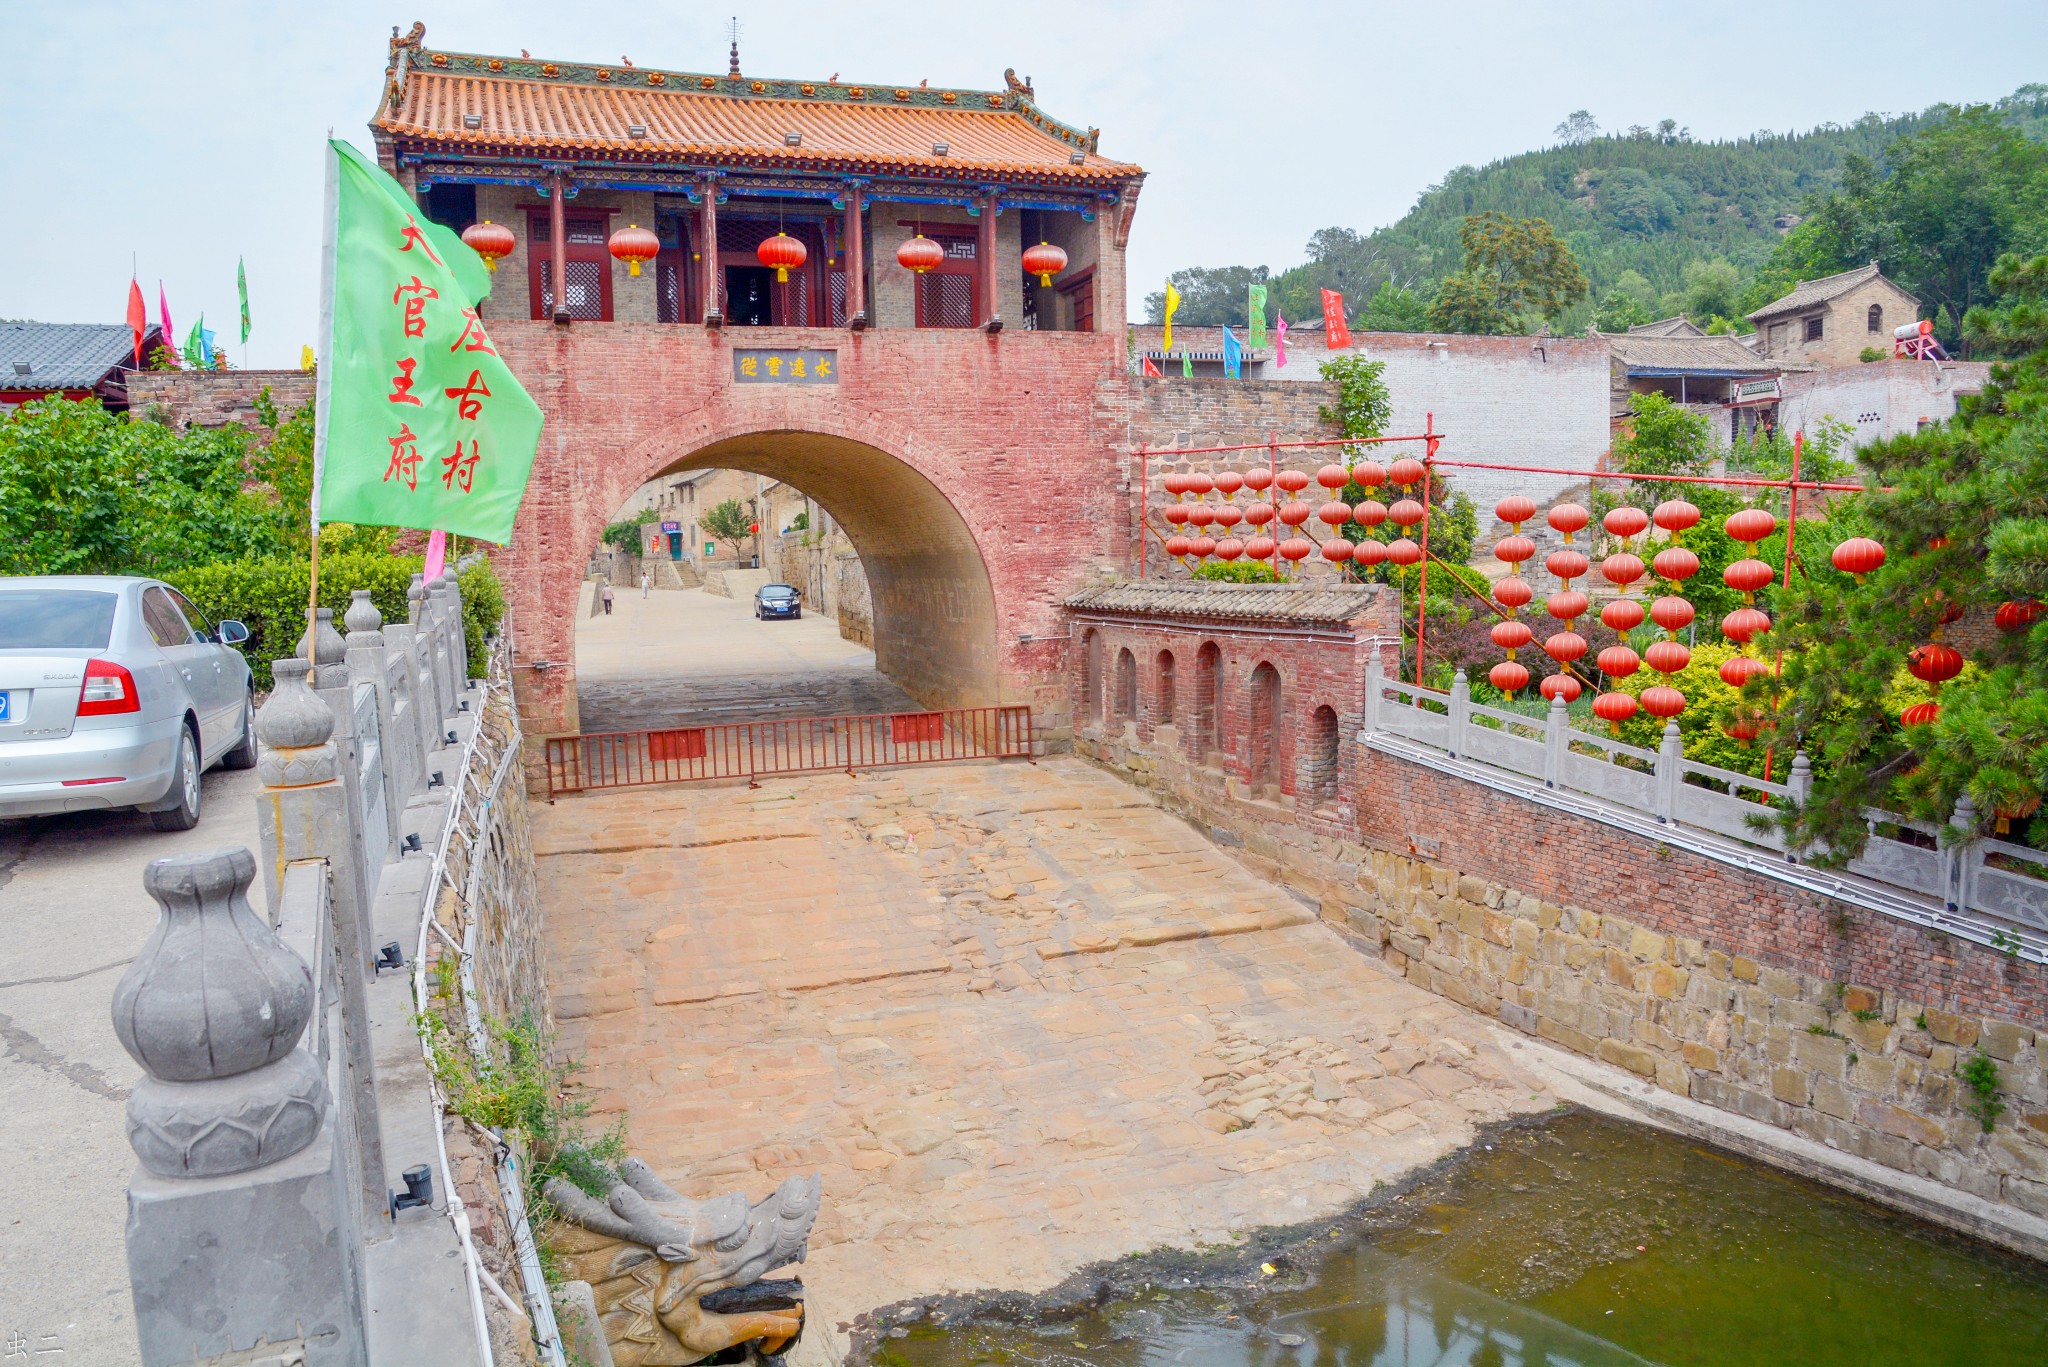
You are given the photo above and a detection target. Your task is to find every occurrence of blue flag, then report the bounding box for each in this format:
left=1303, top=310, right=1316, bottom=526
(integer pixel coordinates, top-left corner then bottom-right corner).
left=200, top=326, right=217, bottom=367
left=1222, top=325, right=1243, bottom=379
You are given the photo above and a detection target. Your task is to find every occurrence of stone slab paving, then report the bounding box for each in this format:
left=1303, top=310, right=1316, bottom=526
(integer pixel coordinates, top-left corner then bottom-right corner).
left=576, top=583, right=919, bottom=733
left=534, top=758, right=1558, bottom=1362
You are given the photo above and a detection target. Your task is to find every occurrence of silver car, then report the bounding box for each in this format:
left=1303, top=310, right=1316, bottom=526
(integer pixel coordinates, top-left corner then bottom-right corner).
left=0, top=576, right=256, bottom=829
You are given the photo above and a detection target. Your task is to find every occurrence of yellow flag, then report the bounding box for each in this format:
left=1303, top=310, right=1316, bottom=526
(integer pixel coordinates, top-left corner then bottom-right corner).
left=300, top=344, right=316, bottom=372
left=1162, top=280, right=1181, bottom=352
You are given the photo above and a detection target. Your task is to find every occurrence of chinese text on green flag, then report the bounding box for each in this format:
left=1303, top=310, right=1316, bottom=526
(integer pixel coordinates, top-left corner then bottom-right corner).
left=316, top=139, right=542, bottom=544
left=1247, top=283, right=1267, bottom=348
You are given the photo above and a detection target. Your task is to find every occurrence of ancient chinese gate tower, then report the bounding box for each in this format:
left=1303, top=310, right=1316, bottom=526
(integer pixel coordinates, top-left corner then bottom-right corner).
left=368, top=24, right=1158, bottom=738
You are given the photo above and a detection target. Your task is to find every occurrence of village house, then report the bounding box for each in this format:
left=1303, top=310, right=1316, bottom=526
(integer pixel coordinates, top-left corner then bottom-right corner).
left=1601, top=324, right=1784, bottom=449
left=1, top=321, right=163, bottom=413
left=1746, top=262, right=1922, bottom=368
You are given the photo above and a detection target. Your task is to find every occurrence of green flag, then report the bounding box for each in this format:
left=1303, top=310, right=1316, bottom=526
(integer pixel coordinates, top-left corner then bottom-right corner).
left=1181, top=350, right=1193, bottom=378
left=238, top=256, right=251, bottom=344
left=314, top=139, right=541, bottom=544
left=184, top=316, right=204, bottom=368
left=1248, top=283, right=1268, bottom=349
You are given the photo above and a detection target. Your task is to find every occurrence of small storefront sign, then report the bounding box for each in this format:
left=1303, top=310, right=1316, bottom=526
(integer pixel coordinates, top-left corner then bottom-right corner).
left=660, top=520, right=681, bottom=533
left=1731, top=376, right=1782, bottom=406
left=734, top=349, right=838, bottom=383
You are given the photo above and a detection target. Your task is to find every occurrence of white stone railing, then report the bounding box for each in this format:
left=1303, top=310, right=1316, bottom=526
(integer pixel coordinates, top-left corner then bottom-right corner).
left=1362, top=655, right=2048, bottom=963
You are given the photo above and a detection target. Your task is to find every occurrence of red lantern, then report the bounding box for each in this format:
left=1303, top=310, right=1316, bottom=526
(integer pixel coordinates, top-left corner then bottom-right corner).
left=1352, top=499, right=1388, bottom=527
left=1278, top=501, right=1313, bottom=527
left=1213, top=505, right=1243, bottom=531
left=1187, top=473, right=1215, bottom=496
left=1214, top=537, right=1245, bottom=561
left=1243, top=468, right=1275, bottom=493
left=1495, top=577, right=1534, bottom=610
left=1164, top=504, right=1191, bottom=527
left=1653, top=499, right=1700, bottom=534
left=1275, top=470, right=1312, bottom=493
left=757, top=231, right=808, bottom=282
left=1316, top=463, right=1351, bottom=490
left=1725, top=508, right=1777, bottom=544
left=1186, top=535, right=1216, bottom=558
left=1546, top=549, right=1590, bottom=582
left=1490, top=661, right=1531, bottom=695
left=1318, top=500, right=1352, bottom=526
left=1245, top=535, right=1277, bottom=560
left=1278, top=537, right=1315, bottom=562
left=1601, top=553, right=1645, bottom=589
left=1722, top=607, right=1772, bottom=644
left=1650, top=595, right=1695, bottom=635
left=1022, top=241, right=1067, bottom=287
left=461, top=219, right=516, bottom=273
left=1723, top=558, right=1775, bottom=595
left=1496, top=495, right=1537, bottom=528
left=1652, top=546, right=1700, bottom=582
left=1640, top=685, right=1686, bottom=720
left=1724, top=712, right=1763, bottom=743
left=1349, top=460, right=1386, bottom=487
left=1491, top=620, right=1535, bottom=652
left=1165, top=535, right=1193, bottom=558
left=1719, top=655, right=1770, bottom=689
left=897, top=234, right=944, bottom=274
left=1186, top=504, right=1215, bottom=528
left=1908, top=642, right=1964, bottom=685
left=1996, top=599, right=2044, bottom=632
left=1597, top=645, right=1641, bottom=678
left=1601, top=598, right=1646, bottom=633
left=1388, top=457, right=1426, bottom=488
left=1353, top=539, right=1387, bottom=567
left=1900, top=701, right=1941, bottom=727
left=1543, top=631, right=1589, bottom=663
left=1215, top=471, right=1245, bottom=497
left=1321, top=538, right=1355, bottom=563
left=608, top=223, right=660, bottom=277
left=1592, top=691, right=1639, bottom=732
left=1546, top=591, right=1589, bottom=623
left=1164, top=472, right=1191, bottom=496
left=1389, top=498, right=1427, bottom=528
left=1604, top=507, right=1649, bottom=540
left=1541, top=672, right=1583, bottom=703
left=1385, top=538, right=1422, bottom=566
left=1645, top=640, right=1690, bottom=674
left=1243, top=502, right=1276, bottom=527
left=1549, top=503, right=1590, bottom=539
left=1830, top=537, right=1886, bottom=583
left=1494, top=535, right=1536, bottom=565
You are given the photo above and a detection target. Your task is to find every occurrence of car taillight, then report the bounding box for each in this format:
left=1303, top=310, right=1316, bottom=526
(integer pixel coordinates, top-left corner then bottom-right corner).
left=77, top=658, right=140, bottom=716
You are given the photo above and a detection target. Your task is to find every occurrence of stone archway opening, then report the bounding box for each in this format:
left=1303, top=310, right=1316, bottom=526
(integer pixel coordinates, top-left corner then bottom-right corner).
left=571, top=429, right=1001, bottom=735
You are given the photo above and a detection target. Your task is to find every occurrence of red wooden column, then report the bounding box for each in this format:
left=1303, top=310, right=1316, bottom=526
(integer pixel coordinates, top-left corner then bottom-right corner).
left=699, top=171, right=723, bottom=327
left=977, top=190, right=1001, bottom=332
left=842, top=181, right=867, bottom=330
left=548, top=170, right=569, bottom=325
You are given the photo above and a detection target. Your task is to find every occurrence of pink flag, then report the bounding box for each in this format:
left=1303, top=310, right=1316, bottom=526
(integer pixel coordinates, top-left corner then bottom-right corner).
left=1275, top=315, right=1289, bottom=369
left=423, top=529, right=448, bottom=582
left=157, top=284, right=177, bottom=368
left=126, top=279, right=147, bottom=366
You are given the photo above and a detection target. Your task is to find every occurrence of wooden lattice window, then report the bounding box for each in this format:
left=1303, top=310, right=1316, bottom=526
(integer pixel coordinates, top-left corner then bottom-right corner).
left=915, top=233, right=979, bottom=329
left=527, top=213, right=615, bottom=320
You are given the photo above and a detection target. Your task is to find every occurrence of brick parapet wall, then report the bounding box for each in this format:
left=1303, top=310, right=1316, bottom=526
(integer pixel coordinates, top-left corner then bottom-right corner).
left=127, top=370, right=315, bottom=430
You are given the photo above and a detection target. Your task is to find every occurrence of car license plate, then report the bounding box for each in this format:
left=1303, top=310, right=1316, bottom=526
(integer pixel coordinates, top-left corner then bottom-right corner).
left=0, top=691, right=9, bottom=721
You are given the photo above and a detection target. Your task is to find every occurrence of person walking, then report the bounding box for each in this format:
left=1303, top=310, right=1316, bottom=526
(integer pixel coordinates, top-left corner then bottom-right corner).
left=641, top=570, right=651, bottom=599
left=601, top=582, right=615, bottom=615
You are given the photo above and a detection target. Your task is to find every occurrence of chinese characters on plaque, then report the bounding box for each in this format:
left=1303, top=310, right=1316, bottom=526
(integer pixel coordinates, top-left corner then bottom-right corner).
left=733, top=349, right=839, bottom=384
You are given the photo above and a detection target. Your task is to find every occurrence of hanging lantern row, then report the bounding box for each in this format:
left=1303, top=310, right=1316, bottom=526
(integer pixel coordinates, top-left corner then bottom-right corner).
left=1156, top=460, right=1431, bottom=567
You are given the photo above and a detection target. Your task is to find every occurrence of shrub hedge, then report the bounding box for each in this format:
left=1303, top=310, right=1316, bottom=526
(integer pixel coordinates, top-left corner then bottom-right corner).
left=164, top=555, right=504, bottom=690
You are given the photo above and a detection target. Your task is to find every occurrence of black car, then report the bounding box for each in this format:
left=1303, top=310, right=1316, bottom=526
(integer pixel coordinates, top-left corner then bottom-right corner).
left=754, top=583, right=802, bottom=620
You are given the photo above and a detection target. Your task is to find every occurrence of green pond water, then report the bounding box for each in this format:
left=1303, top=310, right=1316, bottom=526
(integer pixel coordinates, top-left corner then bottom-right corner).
left=866, top=1112, right=2048, bottom=1367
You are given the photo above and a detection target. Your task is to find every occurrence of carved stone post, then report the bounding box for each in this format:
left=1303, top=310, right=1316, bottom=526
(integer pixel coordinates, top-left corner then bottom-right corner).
left=253, top=660, right=385, bottom=1223
left=1362, top=652, right=1382, bottom=735
left=346, top=591, right=412, bottom=835
left=1543, top=694, right=1569, bottom=789
left=1944, top=792, right=1980, bottom=912
left=1447, top=668, right=1470, bottom=759
left=116, top=848, right=368, bottom=1367
left=1653, top=721, right=1683, bottom=824
left=1787, top=750, right=1813, bottom=806
left=438, top=569, right=470, bottom=687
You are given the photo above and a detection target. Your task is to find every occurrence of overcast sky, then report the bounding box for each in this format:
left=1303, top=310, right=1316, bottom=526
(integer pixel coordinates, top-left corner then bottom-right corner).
left=4, top=1, right=2041, bottom=367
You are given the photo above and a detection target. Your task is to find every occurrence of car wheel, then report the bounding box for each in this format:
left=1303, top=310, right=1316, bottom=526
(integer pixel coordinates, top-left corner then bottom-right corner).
left=150, top=728, right=203, bottom=831
left=792, top=610, right=801, bottom=619
left=220, top=691, right=258, bottom=770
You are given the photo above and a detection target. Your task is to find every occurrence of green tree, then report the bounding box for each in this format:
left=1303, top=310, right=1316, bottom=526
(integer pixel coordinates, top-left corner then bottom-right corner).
left=1355, top=281, right=1432, bottom=332
left=1426, top=212, right=1589, bottom=334
left=601, top=509, right=661, bottom=555
left=1677, top=257, right=1747, bottom=328
left=1593, top=288, right=1654, bottom=331
left=1769, top=251, right=2048, bottom=857
left=1144, top=265, right=1271, bottom=327
left=701, top=497, right=753, bottom=559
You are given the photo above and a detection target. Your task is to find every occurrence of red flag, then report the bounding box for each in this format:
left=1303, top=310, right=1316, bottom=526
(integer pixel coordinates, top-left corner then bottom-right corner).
left=1142, top=354, right=1161, bottom=377
left=1321, top=288, right=1351, bottom=350
left=126, top=279, right=148, bottom=366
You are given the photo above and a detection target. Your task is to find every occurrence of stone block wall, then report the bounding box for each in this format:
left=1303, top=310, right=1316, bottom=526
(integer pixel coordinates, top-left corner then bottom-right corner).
left=128, top=369, right=315, bottom=429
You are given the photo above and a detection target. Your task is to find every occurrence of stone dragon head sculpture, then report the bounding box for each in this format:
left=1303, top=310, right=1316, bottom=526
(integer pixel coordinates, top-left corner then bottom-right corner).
left=545, top=1159, right=821, bottom=1365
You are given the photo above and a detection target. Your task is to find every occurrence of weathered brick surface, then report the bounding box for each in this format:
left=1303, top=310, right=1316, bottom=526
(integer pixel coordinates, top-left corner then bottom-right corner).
left=127, top=369, right=314, bottom=430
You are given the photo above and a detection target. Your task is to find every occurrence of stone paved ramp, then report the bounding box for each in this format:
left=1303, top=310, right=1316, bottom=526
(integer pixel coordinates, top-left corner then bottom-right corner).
left=534, top=758, right=1557, bottom=1360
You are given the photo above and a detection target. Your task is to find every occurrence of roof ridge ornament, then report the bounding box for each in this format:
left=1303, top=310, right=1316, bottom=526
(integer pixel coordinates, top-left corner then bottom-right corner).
left=727, top=16, right=741, bottom=77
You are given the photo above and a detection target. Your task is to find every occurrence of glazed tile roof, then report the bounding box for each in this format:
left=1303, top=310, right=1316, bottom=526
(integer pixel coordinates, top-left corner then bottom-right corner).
left=1067, top=581, right=1384, bottom=626
left=1, top=322, right=147, bottom=391
left=1746, top=263, right=1885, bottom=321
left=1627, top=316, right=1706, bottom=337
left=1606, top=332, right=1777, bottom=375
left=377, top=42, right=1139, bottom=187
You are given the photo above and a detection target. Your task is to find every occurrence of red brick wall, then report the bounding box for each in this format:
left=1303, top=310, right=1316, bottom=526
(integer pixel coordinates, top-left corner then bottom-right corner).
left=127, top=370, right=315, bottom=430
left=1358, top=747, right=2046, bottom=1023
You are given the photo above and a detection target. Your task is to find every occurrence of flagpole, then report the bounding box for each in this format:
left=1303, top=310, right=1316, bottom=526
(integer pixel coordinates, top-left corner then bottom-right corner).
left=309, top=135, right=339, bottom=629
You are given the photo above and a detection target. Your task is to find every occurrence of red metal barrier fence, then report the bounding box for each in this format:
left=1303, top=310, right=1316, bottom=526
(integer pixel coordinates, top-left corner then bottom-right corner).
left=544, top=706, right=1035, bottom=798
